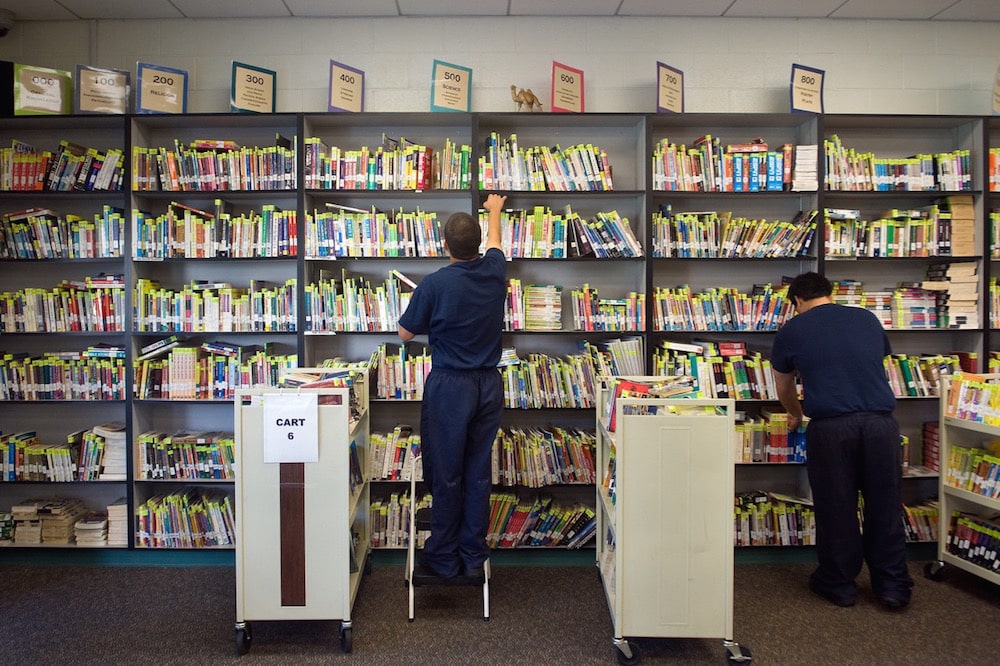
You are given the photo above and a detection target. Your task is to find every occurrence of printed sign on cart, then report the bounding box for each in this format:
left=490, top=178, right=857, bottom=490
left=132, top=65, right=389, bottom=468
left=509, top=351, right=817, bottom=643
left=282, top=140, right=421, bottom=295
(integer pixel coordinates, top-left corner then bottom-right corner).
left=263, top=393, right=319, bottom=463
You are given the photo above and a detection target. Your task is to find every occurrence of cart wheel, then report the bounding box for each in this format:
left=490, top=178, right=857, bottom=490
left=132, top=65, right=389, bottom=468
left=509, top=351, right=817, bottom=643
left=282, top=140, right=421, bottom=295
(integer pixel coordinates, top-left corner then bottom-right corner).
left=235, top=624, right=252, bottom=656
left=727, top=644, right=752, bottom=663
left=924, top=560, right=946, bottom=581
left=340, top=625, right=353, bottom=653
left=616, top=642, right=641, bottom=665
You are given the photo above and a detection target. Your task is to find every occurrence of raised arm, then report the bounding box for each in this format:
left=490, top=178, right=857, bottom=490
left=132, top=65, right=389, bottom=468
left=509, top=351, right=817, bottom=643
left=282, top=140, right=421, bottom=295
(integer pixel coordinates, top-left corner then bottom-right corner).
left=482, top=193, right=507, bottom=253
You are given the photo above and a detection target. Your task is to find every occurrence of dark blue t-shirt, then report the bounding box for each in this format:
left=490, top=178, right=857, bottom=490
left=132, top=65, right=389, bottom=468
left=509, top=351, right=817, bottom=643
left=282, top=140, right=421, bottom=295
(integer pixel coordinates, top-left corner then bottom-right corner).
left=770, top=302, right=895, bottom=419
left=397, top=248, right=506, bottom=370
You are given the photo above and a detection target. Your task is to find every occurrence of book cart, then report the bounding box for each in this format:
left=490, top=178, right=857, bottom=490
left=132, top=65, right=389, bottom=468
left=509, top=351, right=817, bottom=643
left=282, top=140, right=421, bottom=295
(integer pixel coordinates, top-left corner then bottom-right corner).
left=232, top=376, right=370, bottom=655
left=595, top=377, right=750, bottom=665
left=925, top=373, right=1000, bottom=586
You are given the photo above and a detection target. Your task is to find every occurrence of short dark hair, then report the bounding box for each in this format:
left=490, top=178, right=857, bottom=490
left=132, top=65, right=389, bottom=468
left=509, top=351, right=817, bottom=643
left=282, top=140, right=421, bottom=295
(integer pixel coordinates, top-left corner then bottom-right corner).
left=786, top=272, right=832, bottom=302
left=443, top=211, right=481, bottom=260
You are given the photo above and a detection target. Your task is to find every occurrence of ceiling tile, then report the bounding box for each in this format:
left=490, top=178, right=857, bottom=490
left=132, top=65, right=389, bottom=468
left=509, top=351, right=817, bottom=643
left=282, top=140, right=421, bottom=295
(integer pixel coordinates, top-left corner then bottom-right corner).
left=724, top=0, right=844, bottom=19
left=509, top=0, right=620, bottom=16
left=0, top=0, right=78, bottom=21
left=397, top=0, right=509, bottom=16
left=618, top=0, right=732, bottom=16
left=935, top=0, right=1000, bottom=21
left=831, top=0, right=959, bottom=20
left=171, top=0, right=291, bottom=19
left=57, top=0, right=182, bottom=20
left=285, top=0, right=400, bottom=17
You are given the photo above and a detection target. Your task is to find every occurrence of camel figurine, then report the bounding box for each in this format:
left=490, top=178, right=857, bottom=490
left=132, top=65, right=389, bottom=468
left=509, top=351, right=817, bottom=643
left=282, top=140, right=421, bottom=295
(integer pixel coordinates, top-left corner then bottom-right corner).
left=511, top=85, right=543, bottom=112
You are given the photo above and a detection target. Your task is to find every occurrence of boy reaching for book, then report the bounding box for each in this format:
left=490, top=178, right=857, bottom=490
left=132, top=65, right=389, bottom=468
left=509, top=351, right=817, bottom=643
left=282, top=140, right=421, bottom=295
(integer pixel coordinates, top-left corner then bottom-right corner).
left=398, top=193, right=508, bottom=581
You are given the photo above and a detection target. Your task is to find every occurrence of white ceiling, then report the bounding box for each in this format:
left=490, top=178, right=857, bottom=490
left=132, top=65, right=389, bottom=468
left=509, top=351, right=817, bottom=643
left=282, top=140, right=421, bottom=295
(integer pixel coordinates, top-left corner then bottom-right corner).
left=0, top=0, right=997, bottom=22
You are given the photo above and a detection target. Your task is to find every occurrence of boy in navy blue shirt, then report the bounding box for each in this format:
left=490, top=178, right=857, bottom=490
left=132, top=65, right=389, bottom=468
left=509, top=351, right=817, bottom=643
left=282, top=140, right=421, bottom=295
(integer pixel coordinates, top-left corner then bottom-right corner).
left=398, top=193, right=507, bottom=580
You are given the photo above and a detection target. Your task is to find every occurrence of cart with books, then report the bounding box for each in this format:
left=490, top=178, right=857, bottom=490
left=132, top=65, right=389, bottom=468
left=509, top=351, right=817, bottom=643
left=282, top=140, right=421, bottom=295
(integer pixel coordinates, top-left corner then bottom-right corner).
left=232, top=374, right=370, bottom=655
left=596, top=377, right=750, bottom=664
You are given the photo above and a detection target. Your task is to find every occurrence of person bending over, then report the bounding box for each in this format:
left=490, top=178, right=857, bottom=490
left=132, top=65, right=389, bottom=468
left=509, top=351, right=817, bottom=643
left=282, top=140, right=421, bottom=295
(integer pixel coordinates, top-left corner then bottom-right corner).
left=770, top=271, right=913, bottom=610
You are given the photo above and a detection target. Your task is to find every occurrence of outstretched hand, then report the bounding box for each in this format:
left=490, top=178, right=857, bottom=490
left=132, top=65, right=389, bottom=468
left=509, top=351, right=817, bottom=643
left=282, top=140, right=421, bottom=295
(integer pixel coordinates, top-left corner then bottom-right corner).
left=483, top=193, right=507, bottom=213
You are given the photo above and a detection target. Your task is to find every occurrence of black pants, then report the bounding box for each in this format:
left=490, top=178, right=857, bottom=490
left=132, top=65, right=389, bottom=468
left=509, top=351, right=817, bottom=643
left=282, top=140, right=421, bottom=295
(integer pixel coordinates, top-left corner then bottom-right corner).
left=806, top=412, right=914, bottom=602
left=419, top=367, right=503, bottom=577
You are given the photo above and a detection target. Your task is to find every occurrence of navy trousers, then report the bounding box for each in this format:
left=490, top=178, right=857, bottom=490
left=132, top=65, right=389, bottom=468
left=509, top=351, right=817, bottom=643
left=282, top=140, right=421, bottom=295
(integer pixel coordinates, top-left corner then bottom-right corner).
left=419, top=367, right=503, bottom=577
left=805, top=412, right=914, bottom=603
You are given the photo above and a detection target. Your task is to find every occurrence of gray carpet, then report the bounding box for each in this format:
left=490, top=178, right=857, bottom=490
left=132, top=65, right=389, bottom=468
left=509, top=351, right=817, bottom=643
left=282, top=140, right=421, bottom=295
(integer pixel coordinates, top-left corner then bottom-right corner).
left=0, top=559, right=998, bottom=665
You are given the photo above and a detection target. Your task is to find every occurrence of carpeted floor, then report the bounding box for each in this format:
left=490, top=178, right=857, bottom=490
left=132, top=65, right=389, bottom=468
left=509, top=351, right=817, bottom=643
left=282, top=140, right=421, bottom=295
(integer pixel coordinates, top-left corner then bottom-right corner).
left=0, top=559, right=998, bottom=665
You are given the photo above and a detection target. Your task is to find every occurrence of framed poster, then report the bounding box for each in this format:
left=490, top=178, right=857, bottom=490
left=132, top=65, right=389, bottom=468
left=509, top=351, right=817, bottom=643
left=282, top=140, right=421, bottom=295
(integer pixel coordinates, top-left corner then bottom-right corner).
left=231, top=61, right=276, bottom=114
left=136, top=62, right=188, bottom=114
left=328, top=60, right=364, bottom=112
left=430, top=59, right=472, bottom=112
left=75, top=65, right=130, bottom=114
left=656, top=61, right=684, bottom=114
left=14, top=64, right=72, bottom=115
left=551, top=61, right=584, bottom=113
left=790, top=63, right=825, bottom=114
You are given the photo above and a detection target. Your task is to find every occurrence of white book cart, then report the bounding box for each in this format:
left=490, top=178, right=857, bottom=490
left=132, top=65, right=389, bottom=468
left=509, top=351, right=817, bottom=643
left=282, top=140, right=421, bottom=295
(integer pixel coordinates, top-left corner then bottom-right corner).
left=595, top=377, right=750, bottom=665
left=233, top=375, right=370, bottom=655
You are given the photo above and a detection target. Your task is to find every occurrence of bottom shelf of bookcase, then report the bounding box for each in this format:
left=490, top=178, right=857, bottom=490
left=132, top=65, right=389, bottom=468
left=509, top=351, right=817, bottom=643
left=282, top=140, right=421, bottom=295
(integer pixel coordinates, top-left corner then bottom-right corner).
left=937, top=551, right=1000, bottom=586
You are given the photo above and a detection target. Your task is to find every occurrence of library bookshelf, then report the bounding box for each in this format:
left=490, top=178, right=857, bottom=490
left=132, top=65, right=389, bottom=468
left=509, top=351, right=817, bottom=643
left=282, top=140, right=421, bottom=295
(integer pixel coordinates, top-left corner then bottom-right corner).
left=925, top=373, right=1000, bottom=587
left=0, top=111, right=992, bottom=557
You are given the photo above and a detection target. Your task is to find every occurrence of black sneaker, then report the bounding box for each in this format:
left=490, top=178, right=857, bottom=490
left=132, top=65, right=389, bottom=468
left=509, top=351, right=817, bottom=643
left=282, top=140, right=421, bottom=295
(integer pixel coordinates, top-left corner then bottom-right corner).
left=877, top=595, right=909, bottom=611
left=808, top=579, right=855, bottom=607
left=462, top=564, right=486, bottom=584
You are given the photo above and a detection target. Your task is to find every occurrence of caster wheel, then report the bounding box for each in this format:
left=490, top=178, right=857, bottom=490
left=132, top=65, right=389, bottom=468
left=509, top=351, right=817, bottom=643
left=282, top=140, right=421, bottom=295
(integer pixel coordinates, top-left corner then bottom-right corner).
left=727, top=645, right=752, bottom=663
left=616, top=642, right=641, bottom=665
left=235, top=625, right=252, bottom=656
left=340, top=625, right=353, bottom=653
left=364, top=557, right=373, bottom=575
left=924, top=561, right=946, bottom=581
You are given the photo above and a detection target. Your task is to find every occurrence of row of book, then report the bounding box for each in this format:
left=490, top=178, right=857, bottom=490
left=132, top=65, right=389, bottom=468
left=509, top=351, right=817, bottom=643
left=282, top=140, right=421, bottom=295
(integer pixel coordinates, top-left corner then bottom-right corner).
left=134, top=344, right=297, bottom=400
left=486, top=493, right=597, bottom=549
left=500, top=351, right=600, bottom=410
left=0, top=354, right=127, bottom=401
left=824, top=135, right=972, bottom=192
left=506, top=281, right=561, bottom=331
left=306, top=206, right=446, bottom=258
left=304, top=271, right=412, bottom=333
left=0, top=423, right=125, bottom=482
left=946, top=511, right=1000, bottom=572
left=654, top=341, right=778, bottom=401
left=944, top=444, right=1000, bottom=499
left=824, top=200, right=974, bottom=258
left=134, top=489, right=236, bottom=548
left=303, top=135, right=471, bottom=191
left=0, top=276, right=125, bottom=333
left=132, top=201, right=298, bottom=259
left=735, top=492, right=816, bottom=547
left=1, top=206, right=126, bottom=260
left=1, top=139, right=124, bottom=192
left=734, top=414, right=808, bottom=464
left=651, top=136, right=800, bottom=193
left=477, top=206, right=642, bottom=259
left=735, top=493, right=940, bottom=547
left=133, top=278, right=298, bottom=333
left=479, top=133, right=614, bottom=192
left=651, top=208, right=817, bottom=259
left=131, top=137, right=297, bottom=192
left=7, top=497, right=127, bottom=547
left=369, top=424, right=597, bottom=488
left=135, top=430, right=236, bottom=480
left=652, top=283, right=795, bottom=332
